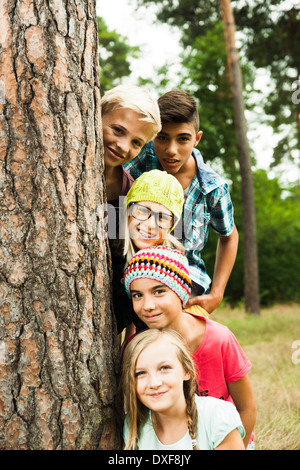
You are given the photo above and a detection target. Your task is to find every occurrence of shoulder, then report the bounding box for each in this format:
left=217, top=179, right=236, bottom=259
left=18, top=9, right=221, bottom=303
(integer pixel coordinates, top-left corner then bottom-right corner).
left=195, top=395, right=245, bottom=438
left=192, top=148, right=228, bottom=194
left=201, top=318, right=247, bottom=354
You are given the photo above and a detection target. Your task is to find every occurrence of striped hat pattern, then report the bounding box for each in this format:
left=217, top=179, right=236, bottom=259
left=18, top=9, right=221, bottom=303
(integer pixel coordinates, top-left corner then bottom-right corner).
left=124, top=246, right=192, bottom=306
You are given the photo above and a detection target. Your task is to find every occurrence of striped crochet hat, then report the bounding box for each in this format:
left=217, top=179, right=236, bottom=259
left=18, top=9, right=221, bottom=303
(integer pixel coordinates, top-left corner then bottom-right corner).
left=124, top=246, right=192, bottom=306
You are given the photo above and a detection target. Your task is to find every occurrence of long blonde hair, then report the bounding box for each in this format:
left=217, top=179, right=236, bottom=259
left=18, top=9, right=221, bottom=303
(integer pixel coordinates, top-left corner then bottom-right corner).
left=121, top=328, right=199, bottom=450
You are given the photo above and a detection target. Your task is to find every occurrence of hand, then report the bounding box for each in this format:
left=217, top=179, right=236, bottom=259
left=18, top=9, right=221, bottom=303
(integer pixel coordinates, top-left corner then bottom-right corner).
left=185, top=292, right=223, bottom=314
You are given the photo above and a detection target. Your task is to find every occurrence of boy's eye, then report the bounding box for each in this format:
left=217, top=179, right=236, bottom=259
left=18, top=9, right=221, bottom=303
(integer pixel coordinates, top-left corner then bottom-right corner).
left=133, top=139, right=143, bottom=148
left=113, top=126, right=123, bottom=134
left=155, top=134, right=167, bottom=141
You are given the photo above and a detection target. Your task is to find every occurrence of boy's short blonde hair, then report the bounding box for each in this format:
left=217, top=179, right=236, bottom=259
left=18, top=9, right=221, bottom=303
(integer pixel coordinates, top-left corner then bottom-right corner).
left=101, top=84, right=161, bottom=142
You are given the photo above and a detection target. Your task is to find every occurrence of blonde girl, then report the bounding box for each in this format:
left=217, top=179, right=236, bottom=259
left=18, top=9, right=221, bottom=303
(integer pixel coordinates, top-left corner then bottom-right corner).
left=122, top=328, right=245, bottom=450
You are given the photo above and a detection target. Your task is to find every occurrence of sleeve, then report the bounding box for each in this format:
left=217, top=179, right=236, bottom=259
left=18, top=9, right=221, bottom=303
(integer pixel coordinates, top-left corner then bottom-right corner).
left=207, top=184, right=234, bottom=237
left=205, top=398, right=245, bottom=449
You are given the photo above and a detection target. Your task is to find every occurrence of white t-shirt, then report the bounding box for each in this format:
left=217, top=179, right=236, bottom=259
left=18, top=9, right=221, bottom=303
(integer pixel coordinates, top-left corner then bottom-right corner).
left=123, top=395, right=245, bottom=450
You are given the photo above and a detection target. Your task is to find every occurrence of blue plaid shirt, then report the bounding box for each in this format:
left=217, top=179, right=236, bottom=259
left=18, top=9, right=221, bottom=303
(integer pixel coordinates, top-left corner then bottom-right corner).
left=124, top=142, right=234, bottom=293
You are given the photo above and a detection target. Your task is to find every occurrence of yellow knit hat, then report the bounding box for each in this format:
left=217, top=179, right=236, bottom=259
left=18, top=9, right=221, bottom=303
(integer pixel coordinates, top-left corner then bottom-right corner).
left=125, top=170, right=184, bottom=228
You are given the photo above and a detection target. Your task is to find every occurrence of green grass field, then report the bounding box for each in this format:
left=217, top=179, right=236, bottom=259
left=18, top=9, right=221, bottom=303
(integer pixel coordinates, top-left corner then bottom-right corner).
left=212, top=303, right=300, bottom=450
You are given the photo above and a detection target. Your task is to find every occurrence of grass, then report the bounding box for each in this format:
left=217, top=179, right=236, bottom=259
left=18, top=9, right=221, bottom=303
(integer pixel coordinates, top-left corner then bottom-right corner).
left=212, top=303, right=300, bottom=450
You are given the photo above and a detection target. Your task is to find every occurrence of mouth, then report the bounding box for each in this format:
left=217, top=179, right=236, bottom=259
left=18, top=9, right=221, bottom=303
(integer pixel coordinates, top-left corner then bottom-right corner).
left=161, top=158, right=180, bottom=169
left=149, top=391, right=167, bottom=398
left=106, top=146, right=125, bottom=160
left=143, top=313, right=163, bottom=322
left=137, top=228, right=157, bottom=239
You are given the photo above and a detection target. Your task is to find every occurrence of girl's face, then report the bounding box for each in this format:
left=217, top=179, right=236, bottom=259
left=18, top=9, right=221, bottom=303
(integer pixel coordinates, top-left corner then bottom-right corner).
left=128, top=201, right=173, bottom=250
left=102, top=107, right=154, bottom=168
left=130, top=278, right=182, bottom=329
left=135, top=338, right=189, bottom=414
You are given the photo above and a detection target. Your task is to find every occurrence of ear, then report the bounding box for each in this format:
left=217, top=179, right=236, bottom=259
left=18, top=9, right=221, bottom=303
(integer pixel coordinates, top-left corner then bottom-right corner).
left=194, top=131, right=203, bottom=147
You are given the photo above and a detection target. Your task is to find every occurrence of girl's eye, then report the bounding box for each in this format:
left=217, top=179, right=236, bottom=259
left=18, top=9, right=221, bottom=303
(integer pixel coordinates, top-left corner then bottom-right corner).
left=131, top=293, right=142, bottom=299
left=161, top=365, right=171, bottom=371
left=135, top=370, right=146, bottom=378
left=154, top=289, right=166, bottom=295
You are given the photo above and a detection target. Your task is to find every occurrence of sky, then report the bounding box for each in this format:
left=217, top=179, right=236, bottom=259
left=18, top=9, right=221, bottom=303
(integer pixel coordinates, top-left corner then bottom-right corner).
left=97, top=0, right=299, bottom=185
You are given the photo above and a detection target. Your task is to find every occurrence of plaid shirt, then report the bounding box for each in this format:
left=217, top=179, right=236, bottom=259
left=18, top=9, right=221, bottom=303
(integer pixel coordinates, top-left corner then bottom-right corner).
left=124, top=142, right=234, bottom=292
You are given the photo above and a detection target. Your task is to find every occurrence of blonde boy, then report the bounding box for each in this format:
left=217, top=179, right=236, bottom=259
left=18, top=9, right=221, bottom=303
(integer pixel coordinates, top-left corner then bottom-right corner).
left=101, top=85, right=161, bottom=204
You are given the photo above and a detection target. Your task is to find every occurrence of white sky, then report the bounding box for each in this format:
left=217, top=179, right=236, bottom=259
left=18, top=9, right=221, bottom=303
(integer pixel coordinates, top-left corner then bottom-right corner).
left=96, top=0, right=182, bottom=90
left=97, top=0, right=299, bottom=184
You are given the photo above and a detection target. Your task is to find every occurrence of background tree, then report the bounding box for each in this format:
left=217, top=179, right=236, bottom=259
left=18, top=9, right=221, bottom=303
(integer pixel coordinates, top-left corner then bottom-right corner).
left=0, top=0, right=119, bottom=450
left=219, top=0, right=259, bottom=314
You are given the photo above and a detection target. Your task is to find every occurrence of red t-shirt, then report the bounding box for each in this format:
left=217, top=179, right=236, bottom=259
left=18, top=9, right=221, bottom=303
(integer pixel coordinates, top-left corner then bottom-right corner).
left=189, top=315, right=252, bottom=403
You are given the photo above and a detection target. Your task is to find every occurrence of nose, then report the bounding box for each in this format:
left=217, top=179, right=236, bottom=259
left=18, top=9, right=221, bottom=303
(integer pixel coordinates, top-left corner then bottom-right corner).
left=141, top=213, right=157, bottom=231
left=148, top=372, right=163, bottom=389
left=142, top=293, right=155, bottom=311
left=165, top=140, right=177, bottom=157
left=117, top=136, right=131, bottom=156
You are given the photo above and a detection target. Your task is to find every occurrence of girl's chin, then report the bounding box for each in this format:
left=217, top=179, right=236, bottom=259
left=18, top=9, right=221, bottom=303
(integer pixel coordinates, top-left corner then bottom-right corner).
left=133, top=238, right=163, bottom=250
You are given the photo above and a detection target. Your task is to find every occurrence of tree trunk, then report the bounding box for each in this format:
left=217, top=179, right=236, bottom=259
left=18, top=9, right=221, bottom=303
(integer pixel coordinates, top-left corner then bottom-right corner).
left=219, top=0, right=260, bottom=314
left=0, top=0, right=120, bottom=449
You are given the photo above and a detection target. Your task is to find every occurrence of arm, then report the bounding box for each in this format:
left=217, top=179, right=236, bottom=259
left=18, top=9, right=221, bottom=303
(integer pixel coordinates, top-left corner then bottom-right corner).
left=227, top=375, right=257, bottom=449
left=186, top=224, right=239, bottom=312
left=215, top=428, right=245, bottom=450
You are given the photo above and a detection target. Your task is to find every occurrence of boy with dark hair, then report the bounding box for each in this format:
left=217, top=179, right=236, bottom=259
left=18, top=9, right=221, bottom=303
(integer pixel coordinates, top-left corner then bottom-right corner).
left=124, top=89, right=239, bottom=314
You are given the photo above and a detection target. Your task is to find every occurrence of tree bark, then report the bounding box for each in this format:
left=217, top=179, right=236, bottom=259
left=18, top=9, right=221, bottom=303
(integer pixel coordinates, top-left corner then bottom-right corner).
left=219, top=0, right=260, bottom=314
left=0, top=0, right=120, bottom=449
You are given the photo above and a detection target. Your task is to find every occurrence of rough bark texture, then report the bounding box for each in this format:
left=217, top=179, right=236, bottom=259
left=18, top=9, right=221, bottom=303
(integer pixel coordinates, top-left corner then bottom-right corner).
left=0, top=0, right=120, bottom=449
left=220, top=0, right=260, bottom=314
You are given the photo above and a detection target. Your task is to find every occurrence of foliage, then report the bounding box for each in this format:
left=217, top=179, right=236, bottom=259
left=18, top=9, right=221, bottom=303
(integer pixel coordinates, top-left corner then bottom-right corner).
left=137, top=0, right=300, bottom=167
left=177, top=21, right=251, bottom=182
left=203, top=170, right=300, bottom=306
left=234, top=0, right=300, bottom=165
left=97, top=17, right=140, bottom=95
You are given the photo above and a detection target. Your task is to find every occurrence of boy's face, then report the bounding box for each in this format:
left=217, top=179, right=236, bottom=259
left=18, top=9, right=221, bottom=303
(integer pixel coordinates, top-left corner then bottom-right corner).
left=130, top=278, right=182, bottom=329
left=153, top=122, right=202, bottom=175
left=102, top=107, right=154, bottom=168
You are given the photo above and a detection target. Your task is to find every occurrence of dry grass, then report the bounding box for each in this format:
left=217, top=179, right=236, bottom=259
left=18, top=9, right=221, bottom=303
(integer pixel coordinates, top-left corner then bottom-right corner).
left=212, top=303, right=300, bottom=450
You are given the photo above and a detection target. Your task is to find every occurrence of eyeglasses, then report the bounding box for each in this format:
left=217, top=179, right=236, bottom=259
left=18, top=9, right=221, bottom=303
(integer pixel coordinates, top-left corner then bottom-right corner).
left=129, top=203, right=175, bottom=230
